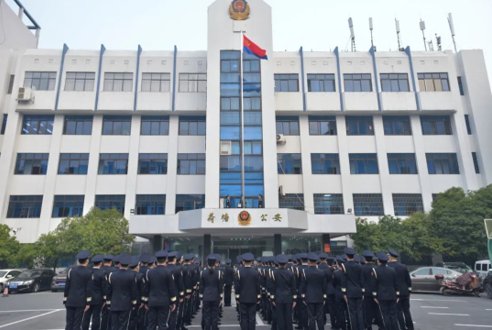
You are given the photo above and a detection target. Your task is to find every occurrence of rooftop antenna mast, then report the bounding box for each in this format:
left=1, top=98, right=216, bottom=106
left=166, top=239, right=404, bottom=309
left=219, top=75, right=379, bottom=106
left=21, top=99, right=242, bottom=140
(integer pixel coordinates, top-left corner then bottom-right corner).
left=348, top=17, right=356, bottom=52
left=436, top=34, right=442, bottom=51
left=369, top=17, right=374, bottom=49
left=447, top=13, right=458, bottom=53
left=420, top=19, right=427, bottom=51
left=428, top=40, right=434, bottom=51
left=395, top=19, right=403, bottom=51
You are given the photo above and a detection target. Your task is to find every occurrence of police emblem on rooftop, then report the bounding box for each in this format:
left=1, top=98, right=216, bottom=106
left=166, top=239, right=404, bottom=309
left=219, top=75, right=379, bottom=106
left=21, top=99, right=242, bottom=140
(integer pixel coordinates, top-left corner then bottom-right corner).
left=229, top=0, right=250, bottom=21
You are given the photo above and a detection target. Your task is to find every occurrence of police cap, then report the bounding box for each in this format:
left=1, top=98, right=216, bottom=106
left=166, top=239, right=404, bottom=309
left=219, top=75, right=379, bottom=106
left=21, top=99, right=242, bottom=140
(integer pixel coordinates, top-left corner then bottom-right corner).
left=167, top=251, right=178, bottom=260
left=119, top=253, right=132, bottom=266
left=388, top=249, right=399, bottom=258
left=242, top=253, right=254, bottom=262
left=76, top=250, right=91, bottom=260
left=300, top=253, right=308, bottom=261
left=104, top=254, right=114, bottom=261
left=319, top=252, right=328, bottom=260
left=114, top=254, right=121, bottom=264
left=344, top=247, right=356, bottom=256
left=130, top=256, right=139, bottom=268
left=376, top=251, right=389, bottom=261
left=155, top=250, right=168, bottom=258
left=362, top=250, right=375, bottom=260
left=226, top=259, right=232, bottom=264
left=308, top=252, right=319, bottom=262
left=92, top=254, right=104, bottom=263
left=139, top=253, right=151, bottom=263
left=150, top=256, right=157, bottom=264
left=336, top=256, right=345, bottom=264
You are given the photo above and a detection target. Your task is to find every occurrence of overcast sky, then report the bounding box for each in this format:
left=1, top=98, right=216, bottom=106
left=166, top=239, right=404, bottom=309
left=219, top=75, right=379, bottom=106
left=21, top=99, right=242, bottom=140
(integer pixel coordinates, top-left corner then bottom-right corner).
left=7, top=0, right=492, bottom=82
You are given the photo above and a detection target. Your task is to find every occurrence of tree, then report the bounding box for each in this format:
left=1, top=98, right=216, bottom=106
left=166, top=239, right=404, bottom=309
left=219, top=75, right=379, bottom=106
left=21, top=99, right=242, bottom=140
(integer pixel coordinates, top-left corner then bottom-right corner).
left=0, top=224, right=21, bottom=267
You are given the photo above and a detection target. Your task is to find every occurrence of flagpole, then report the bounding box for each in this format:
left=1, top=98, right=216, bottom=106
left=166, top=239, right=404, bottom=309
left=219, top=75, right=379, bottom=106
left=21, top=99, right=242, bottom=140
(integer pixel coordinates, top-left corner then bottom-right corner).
left=240, top=30, right=245, bottom=208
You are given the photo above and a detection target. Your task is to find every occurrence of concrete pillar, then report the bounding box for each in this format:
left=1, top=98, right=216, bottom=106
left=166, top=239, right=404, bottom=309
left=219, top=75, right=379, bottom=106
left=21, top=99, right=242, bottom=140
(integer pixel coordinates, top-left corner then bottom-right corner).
left=274, top=234, right=282, bottom=255
left=203, top=234, right=212, bottom=261
left=152, top=235, right=162, bottom=253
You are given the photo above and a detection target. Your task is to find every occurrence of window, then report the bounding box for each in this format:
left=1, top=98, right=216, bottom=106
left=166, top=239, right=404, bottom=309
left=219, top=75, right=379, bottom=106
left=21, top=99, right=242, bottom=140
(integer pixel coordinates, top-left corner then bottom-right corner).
left=413, top=268, right=430, bottom=276
left=24, top=72, right=56, bottom=91
left=102, top=116, right=132, bottom=135
left=22, top=115, right=54, bottom=135
left=52, top=195, right=84, bottom=218
left=175, top=195, right=205, bottom=213
left=349, top=153, right=379, bottom=174
left=141, top=116, right=169, bottom=135
left=95, top=195, right=125, bottom=214
left=346, top=116, right=374, bottom=135
left=7, top=195, right=43, bottom=218
left=279, top=194, right=304, bottom=210
left=307, top=74, right=336, bottom=92
left=179, top=117, right=206, bottom=135
left=58, top=153, right=89, bottom=175
left=387, top=153, right=418, bottom=174
left=141, top=73, right=170, bottom=92
left=421, top=116, right=452, bottom=135
left=63, top=116, right=93, bottom=135
left=418, top=73, right=450, bottom=92
left=383, top=116, right=412, bottom=135
left=311, top=154, right=340, bottom=174
left=309, top=116, right=337, bottom=135
left=135, top=195, right=166, bottom=215
left=276, top=117, right=299, bottom=135
left=353, top=194, right=384, bottom=216
left=64, top=72, right=95, bottom=91
left=344, top=74, right=372, bottom=92
left=274, top=74, right=299, bottom=92
left=393, top=194, right=424, bottom=216
left=277, top=154, right=302, bottom=174
left=138, top=153, right=168, bottom=174
left=472, top=152, right=480, bottom=174
left=457, top=76, right=465, bottom=95
left=380, top=73, right=409, bottom=92
left=15, top=153, right=49, bottom=175
left=103, top=72, right=133, bottom=92
left=7, top=75, right=14, bottom=94
left=98, top=154, right=129, bottom=174
left=314, top=194, right=344, bottom=214
left=464, top=115, right=472, bottom=135
left=177, top=154, right=206, bottom=174
left=426, top=153, right=460, bottom=174
left=179, top=73, right=207, bottom=92
left=1, top=115, right=7, bottom=134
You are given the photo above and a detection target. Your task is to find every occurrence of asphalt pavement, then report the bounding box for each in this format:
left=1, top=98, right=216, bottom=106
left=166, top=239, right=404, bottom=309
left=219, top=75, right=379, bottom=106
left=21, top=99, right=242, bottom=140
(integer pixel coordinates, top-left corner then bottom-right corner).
left=0, top=291, right=491, bottom=329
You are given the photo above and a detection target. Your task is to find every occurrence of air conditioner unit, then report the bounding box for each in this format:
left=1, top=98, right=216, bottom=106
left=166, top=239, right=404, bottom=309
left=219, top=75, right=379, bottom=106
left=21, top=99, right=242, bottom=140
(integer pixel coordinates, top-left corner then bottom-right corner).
left=220, top=141, right=232, bottom=155
left=17, top=87, right=34, bottom=103
left=276, top=134, right=286, bottom=144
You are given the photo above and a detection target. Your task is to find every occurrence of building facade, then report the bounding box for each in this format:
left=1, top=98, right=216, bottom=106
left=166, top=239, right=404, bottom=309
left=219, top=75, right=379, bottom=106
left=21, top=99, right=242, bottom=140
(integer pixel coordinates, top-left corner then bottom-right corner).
left=1, top=0, right=491, bottom=260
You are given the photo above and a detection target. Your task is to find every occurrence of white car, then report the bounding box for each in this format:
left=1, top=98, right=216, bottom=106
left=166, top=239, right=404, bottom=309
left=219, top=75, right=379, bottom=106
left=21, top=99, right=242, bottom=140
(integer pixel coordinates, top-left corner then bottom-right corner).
left=0, top=269, right=22, bottom=291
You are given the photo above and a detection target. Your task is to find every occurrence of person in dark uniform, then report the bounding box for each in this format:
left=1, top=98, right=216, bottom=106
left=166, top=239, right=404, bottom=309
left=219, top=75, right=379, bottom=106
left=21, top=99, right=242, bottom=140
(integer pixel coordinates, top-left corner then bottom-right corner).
left=167, top=251, right=185, bottom=330
left=106, top=253, right=138, bottom=330
left=301, top=253, right=327, bottom=330
left=236, top=253, right=261, bottom=330
left=199, top=255, right=223, bottom=330
left=113, top=254, right=121, bottom=269
left=225, top=195, right=231, bottom=208
left=296, top=253, right=309, bottom=330
left=137, top=253, right=151, bottom=330
left=258, top=194, right=264, bottom=208
left=361, top=250, right=381, bottom=330
left=387, top=249, right=413, bottom=330
left=182, top=254, right=195, bottom=328
left=341, top=247, right=364, bottom=330
left=82, top=254, right=105, bottom=330
left=318, top=253, right=336, bottom=328
left=128, top=256, right=145, bottom=330
left=64, top=250, right=93, bottom=330
left=334, top=256, right=349, bottom=330
left=144, top=250, right=177, bottom=330
left=272, top=254, right=297, bottom=330
left=223, top=259, right=234, bottom=307
left=372, top=251, right=400, bottom=330
left=100, top=254, right=115, bottom=330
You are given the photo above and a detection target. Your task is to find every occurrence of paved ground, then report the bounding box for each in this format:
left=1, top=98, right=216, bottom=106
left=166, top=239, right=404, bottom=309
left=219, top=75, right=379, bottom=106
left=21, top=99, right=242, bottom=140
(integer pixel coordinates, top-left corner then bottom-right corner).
left=0, top=291, right=491, bottom=329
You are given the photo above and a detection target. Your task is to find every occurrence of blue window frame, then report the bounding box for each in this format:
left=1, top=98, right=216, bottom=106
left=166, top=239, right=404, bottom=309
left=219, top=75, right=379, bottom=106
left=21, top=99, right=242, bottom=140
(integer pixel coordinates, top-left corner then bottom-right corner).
left=95, top=195, right=125, bottom=214
left=383, top=116, right=412, bottom=135
left=279, top=194, right=304, bottom=210
left=276, top=117, right=299, bottom=135
left=102, top=116, right=131, bottom=135
left=138, top=153, right=168, bottom=174
left=311, top=154, right=340, bottom=174
left=141, top=116, right=169, bottom=135
left=426, top=153, right=460, bottom=174
left=63, top=116, right=93, bottom=135
left=314, top=194, right=344, bottom=214
left=353, top=194, right=384, bottom=216
left=307, top=74, right=336, bottom=92
left=244, top=126, right=262, bottom=140
left=58, top=153, right=89, bottom=175
left=7, top=195, right=43, bottom=218
left=175, top=195, right=205, bottom=213
left=380, top=73, right=409, bottom=92
left=98, top=154, right=129, bottom=174
left=309, top=116, right=337, bottom=135
left=464, top=115, right=472, bottom=135
left=135, top=195, right=166, bottom=215
left=22, top=115, right=54, bottom=135
left=52, top=195, right=84, bottom=218
left=179, top=116, right=206, bottom=135
left=472, top=152, right=480, bottom=174
left=15, top=153, right=49, bottom=175
left=344, top=74, right=372, bottom=92
left=457, top=76, right=465, bottom=95
left=277, top=154, right=302, bottom=174
left=421, top=116, right=452, bottom=135
left=387, top=153, right=417, bottom=174
left=393, top=194, right=424, bottom=216
left=177, top=154, right=206, bottom=174
left=349, top=153, right=379, bottom=174
left=346, top=116, right=374, bottom=135
left=1, top=114, right=7, bottom=134
left=274, top=74, right=299, bottom=92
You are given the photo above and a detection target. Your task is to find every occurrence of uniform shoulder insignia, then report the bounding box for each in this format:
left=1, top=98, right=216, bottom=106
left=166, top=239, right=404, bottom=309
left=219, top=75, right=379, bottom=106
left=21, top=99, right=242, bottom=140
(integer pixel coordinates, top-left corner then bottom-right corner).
left=92, top=274, right=94, bottom=280
left=342, top=263, right=346, bottom=274
left=146, top=269, right=150, bottom=282
left=372, top=268, right=378, bottom=279
left=302, top=269, right=306, bottom=278
left=68, top=269, right=72, bottom=280
left=109, top=272, right=112, bottom=284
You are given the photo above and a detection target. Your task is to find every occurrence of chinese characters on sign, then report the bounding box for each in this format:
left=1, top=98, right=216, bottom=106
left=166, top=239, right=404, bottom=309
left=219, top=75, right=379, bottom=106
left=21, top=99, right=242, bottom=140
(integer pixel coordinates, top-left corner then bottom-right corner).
left=273, top=213, right=282, bottom=222
left=207, top=213, right=215, bottom=223
left=261, top=214, right=267, bottom=222
left=221, top=213, right=229, bottom=222
left=206, top=211, right=284, bottom=225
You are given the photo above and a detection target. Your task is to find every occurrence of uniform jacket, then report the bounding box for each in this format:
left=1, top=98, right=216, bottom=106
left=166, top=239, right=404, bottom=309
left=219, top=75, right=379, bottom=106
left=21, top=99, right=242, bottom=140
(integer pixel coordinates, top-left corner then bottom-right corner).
left=333, top=270, right=344, bottom=300
left=167, top=263, right=185, bottom=298
left=224, top=265, right=235, bottom=286
left=132, top=271, right=145, bottom=305
left=272, top=267, right=297, bottom=304
left=145, top=265, right=177, bottom=307
left=372, top=264, right=400, bottom=301
left=341, top=260, right=365, bottom=298
left=301, top=266, right=327, bottom=303
left=362, top=263, right=375, bottom=297
left=236, top=266, right=261, bottom=304
left=64, top=266, right=93, bottom=308
left=388, top=262, right=412, bottom=296
left=89, top=267, right=105, bottom=305
left=199, top=268, right=223, bottom=302
left=107, top=268, right=138, bottom=311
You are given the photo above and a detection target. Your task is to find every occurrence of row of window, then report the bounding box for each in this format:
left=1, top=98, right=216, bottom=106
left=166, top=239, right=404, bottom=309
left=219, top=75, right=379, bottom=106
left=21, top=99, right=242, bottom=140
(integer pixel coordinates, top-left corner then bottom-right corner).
left=278, top=152, right=480, bottom=175
left=6, top=194, right=205, bottom=218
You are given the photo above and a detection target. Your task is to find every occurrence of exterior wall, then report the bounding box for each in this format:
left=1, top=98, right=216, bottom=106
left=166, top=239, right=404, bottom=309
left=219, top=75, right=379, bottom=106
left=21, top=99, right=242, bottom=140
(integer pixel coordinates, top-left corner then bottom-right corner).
left=0, top=1, right=38, bottom=51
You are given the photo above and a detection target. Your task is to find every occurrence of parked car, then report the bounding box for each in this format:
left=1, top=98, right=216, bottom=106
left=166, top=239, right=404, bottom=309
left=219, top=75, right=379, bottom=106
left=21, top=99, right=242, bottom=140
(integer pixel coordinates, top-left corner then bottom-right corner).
left=474, top=260, right=491, bottom=279
left=436, top=262, right=474, bottom=274
left=0, top=269, right=22, bottom=291
left=6, top=269, right=57, bottom=293
left=51, top=266, right=74, bottom=292
left=410, top=267, right=462, bottom=293
left=483, top=270, right=492, bottom=299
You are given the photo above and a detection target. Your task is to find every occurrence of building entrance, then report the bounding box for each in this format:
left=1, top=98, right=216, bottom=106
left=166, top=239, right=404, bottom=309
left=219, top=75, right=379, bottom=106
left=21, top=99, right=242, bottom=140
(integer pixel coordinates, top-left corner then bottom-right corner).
left=212, top=236, right=274, bottom=264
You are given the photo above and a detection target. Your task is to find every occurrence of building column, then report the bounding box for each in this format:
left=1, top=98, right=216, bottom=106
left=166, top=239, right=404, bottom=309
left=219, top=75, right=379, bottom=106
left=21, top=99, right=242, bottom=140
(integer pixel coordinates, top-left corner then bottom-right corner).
left=274, top=234, right=282, bottom=255
left=152, top=235, right=162, bottom=253
left=322, top=234, right=331, bottom=254
left=299, top=116, right=314, bottom=214
left=165, top=116, right=179, bottom=215
left=124, top=115, right=141, bottom=220
left=83, top=115, right=103, bottom=215
left=336, top=116, right=354, bottom=214
left=203, top=234, right=212, bottom=261
left=373, top=115, right=394, bottom=215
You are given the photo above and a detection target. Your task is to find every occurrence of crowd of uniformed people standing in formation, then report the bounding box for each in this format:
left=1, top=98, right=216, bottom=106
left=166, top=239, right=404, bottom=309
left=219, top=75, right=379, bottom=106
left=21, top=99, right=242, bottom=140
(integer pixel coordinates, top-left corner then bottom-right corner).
left=63, top=247, right=413, bottom=330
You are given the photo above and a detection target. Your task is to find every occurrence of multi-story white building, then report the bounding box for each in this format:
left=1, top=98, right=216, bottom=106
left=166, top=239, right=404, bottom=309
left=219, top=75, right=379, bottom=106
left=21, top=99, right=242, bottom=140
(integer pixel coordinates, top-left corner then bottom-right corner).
left=1, top=0, right=491, bottom=259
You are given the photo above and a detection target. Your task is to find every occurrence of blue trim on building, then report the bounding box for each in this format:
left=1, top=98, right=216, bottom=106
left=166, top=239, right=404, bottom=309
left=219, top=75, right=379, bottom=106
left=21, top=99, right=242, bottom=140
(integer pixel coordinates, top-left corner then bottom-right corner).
left=405, top=46, right=421, bottom=111
left=172, top=45, right=178, bottom=112
left=299, top=46, right=307, bottom=112
left=369, top=46, right=382, bottom=111
left=54, top=43, right=69, bottom=111
left=334, top=47, right=344, bottom=111
left=94, top=44, right=106, bottom=111
left=133, top=45, right=142, bottom=111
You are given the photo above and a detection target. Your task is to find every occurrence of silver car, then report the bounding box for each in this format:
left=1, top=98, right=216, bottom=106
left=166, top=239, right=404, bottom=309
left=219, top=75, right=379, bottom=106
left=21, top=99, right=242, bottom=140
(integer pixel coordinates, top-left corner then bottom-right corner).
left=410, top=267, right=462, bottom=293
